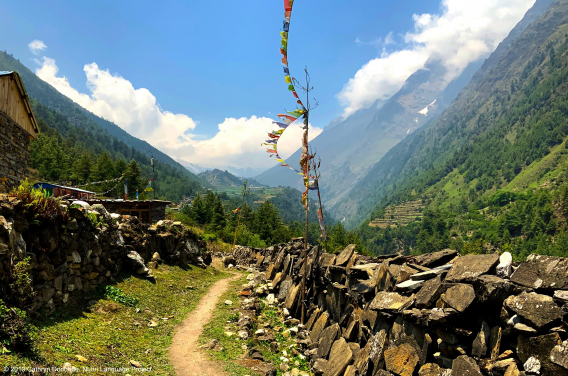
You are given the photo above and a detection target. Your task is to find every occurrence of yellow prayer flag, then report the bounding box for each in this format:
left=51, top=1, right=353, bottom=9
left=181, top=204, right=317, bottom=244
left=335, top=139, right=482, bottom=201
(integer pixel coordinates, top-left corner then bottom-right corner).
left=285, top=76, right=292, bottom=83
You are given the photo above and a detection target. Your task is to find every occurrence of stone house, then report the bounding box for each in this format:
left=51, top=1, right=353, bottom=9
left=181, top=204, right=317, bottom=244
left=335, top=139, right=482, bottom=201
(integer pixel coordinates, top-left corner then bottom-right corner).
left=0, top=71, right=40, bottom=193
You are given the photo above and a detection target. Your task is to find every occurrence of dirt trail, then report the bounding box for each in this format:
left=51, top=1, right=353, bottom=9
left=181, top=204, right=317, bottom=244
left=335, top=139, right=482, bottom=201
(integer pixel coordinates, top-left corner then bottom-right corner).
left=170, top=263, right=240, bottom=376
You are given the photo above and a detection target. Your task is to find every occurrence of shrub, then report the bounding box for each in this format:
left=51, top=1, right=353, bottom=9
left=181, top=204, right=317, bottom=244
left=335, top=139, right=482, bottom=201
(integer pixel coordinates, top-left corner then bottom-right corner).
left=100, top=285, right=139, bottom=307
left=0, top=300, right=38, bottom=349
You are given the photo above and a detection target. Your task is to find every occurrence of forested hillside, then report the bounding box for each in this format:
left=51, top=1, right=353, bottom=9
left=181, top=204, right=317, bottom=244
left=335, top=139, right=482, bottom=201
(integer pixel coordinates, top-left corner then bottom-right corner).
left=0, top=51, right=208, bottom=200
left=351, top=0, right=568, bottom=260
left=198, top=169, right=266, bottom=188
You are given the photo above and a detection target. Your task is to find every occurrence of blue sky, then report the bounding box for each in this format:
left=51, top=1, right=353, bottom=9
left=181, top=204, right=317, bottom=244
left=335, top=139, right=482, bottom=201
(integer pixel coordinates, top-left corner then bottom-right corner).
left=0, top=0, right=535, bottom=174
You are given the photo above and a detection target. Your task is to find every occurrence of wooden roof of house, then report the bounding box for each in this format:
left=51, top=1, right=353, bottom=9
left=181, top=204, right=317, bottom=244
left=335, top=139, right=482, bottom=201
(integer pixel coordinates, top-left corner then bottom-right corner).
left=0, top=71, right=40, bottom=138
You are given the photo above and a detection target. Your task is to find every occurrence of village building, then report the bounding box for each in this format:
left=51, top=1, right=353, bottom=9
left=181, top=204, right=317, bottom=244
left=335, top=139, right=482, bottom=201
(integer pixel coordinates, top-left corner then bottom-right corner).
left=84, top=199, right=171, bottom=223
left=33, top=182, right=96, bottom=200
left=0, top=71, right=40, bottom=193
left=33, top=182, right=170, bottom=223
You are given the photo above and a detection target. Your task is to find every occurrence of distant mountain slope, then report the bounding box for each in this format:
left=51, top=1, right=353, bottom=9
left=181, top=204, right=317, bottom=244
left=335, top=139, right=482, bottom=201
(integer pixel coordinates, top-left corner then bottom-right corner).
left=0, top=51, right=209, bottom=189
left=255, top=0, right=553, bottom=225
left=198, top=169, right=267, bottom=188
left=341, top=0, right=568, bottom=228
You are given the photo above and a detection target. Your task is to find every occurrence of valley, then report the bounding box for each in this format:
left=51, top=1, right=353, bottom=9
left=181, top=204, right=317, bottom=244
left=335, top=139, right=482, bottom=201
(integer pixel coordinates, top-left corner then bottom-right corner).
left=2, top=0, right=568, bottom=375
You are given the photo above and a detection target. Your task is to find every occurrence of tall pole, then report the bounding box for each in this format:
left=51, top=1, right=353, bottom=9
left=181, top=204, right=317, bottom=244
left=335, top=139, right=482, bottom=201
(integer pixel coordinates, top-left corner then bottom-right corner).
left=232, top=211, right=242, bottom=252
left=151, top=155, right=155, bottom=200
left=316, top=186, right=329, bottom=254
left=301, top=72, right=310, bottom=324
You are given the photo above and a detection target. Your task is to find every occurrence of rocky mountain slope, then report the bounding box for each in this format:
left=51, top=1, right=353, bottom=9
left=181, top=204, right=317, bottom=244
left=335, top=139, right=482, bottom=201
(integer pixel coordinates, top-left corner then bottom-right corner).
left=331, top=0, right=564, bottom=228
left=254, top=0, right=554, bottom=225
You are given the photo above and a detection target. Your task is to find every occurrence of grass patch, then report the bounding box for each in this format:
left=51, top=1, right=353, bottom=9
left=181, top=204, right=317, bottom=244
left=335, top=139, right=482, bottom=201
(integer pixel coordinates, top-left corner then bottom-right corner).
left=0, top=264, right=228, bottom=375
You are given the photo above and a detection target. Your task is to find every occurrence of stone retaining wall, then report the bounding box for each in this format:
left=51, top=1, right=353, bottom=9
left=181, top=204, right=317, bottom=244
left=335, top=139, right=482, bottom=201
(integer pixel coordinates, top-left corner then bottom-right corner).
left=0, top=194, right=209, bottom=315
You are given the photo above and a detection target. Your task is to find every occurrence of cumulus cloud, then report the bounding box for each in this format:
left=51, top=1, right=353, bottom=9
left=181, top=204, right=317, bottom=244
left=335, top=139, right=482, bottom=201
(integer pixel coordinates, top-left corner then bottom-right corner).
left=35, top=57, right=321, bottom=170
left=28, top=40, right=47, bottom=55
left=338, top=0, right=536, bottom=117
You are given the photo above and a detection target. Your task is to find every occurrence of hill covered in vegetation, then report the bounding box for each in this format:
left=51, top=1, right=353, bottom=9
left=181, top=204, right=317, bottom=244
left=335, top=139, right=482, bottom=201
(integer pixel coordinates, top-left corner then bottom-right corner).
left=0, top=51, right=209, bottom=200
left=350, top=0, right=568, bottom=260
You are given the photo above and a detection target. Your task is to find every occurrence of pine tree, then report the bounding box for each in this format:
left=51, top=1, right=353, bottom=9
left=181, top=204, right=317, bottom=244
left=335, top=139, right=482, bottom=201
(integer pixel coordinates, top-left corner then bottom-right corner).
left=124, top=160, right=143, bottom=199
left=211, top=195, right=226, bottom=230
left=191, top=193, right=207, bottom=225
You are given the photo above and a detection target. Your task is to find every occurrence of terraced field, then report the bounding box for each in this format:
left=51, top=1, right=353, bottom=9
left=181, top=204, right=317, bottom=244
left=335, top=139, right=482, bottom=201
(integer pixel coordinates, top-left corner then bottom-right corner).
left=369, top=200, right=424, bottom=228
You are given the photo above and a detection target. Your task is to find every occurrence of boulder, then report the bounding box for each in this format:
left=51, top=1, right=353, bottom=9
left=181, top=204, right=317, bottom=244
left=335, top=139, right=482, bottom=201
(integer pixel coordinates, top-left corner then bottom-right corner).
left=335, top=244, right=356, bottom=266
left=310, top=311, right=330, bottom=342
left=353, top=329, right=387, bottom=374
left=504, top=292, right=562, bottom=329
left=450, top=355, right=483, bottom=376
left=471, top=321, right=490, bottom=358
left=517, top=333, right=568, bottom=375
left=317, top=323, right=340, bottom=359
left=369, top=292, right=415, bottom=313
left=444, top=284, right=476, bottom=312
left=472, top=275, right=514, bottom=304
left=445, top=254, right=499, bottom=283
left=414, top=249, right=458, bottom=268
left=284, top=284, right=300, bottom=311
left=510, top=254, right=568, bottom=290
left=416, top=275, right=444, bottom=309
left=496, top=252, right=513, bottom=278
left=323, top=338, right=353, bottom=376
left=126, top=251, right=154, bottom=279
left=550, top=340, right=568, bottom=370
left=419, top=363, right=451, bottom=376
left=71, top=200, right=91, bottom=209
left=489, top=326, right=502, bottom=360
left=384, top=343, right=420, bottom=376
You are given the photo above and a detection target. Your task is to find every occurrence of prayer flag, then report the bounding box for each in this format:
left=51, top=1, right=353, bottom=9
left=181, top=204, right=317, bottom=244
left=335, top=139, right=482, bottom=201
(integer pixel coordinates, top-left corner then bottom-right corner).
left=277, top=114, right=297, bottom=122
left=285, top=75, right=291, bottom=83
left=272, top=121, right=289, bottom=129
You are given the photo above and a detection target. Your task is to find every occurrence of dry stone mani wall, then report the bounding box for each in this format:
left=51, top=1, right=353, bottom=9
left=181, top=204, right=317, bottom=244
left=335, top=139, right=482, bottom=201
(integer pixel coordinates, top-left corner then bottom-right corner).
left=233, top=240, right=568, bottom=376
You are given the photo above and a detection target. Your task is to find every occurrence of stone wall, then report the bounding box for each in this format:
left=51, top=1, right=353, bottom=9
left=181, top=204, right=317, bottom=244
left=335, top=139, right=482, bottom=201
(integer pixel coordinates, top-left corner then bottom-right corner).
left=0, top=194, right=210, bottom=316
left=234, top=240, right=568, bottom=375
left=0, top=110, right=30, bottom=193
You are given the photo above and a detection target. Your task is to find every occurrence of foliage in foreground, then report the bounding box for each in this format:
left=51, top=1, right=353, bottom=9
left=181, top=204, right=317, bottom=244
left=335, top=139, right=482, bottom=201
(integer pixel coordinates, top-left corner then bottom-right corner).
left=0, top=265, right=226, bottom=374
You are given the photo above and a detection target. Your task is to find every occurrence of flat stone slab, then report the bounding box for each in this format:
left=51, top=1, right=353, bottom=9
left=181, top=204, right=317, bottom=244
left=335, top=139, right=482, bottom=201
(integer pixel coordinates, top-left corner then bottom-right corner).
left=414, top=249, right=458, bottom=268
left=416, top=275, right=444, bottom=309
left=450, top=355, right=483, bottom=376
left=396, top=279, right=425, bottom=291
left=511, top=254, right=568, bottom=290
left=385, top=343, right=419, bottom=376
left=318, top=323, right=340, bottom=359
left=517, top=333, right=568, bottom=375
left=310, top=311, right=330, bottom=342
left=324, top=338, right=353, bottom=376
left=504, top=292, right=562, bottom=329
left=445, top=254, right=499, bottom=283
left=550, top=340, right=568, bottom=370
left=369, top=291, right=415, bottom=312
left=335, top=244, right=356, bottom=266
left=444, top=284, right=476, bottom=312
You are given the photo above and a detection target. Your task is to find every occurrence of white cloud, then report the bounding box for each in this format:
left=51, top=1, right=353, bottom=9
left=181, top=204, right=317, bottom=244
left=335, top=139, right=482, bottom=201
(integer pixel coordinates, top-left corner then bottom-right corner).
left=35, top=57, right=322, bottom=170
left=355, top=31, right=395, bottom=49
left=28, top=40, right=47, bottom=55
left=338, top=0, right=536, bottom=117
